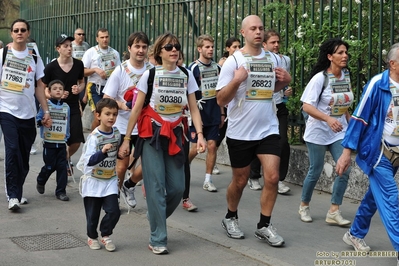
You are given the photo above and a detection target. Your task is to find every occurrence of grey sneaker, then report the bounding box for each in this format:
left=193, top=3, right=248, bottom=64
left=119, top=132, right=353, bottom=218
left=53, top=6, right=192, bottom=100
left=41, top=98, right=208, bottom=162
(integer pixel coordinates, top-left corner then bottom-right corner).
left=326, top=210, right=351, bottom=226
left=254, top=224, right=285, bottom=247
left=121, top=184, right=137, bottom=208
left=247, top=178, right=262, bottom=190
left=221, top=217, right=245, bottom=239
left=278, top=181, right=290, bottom=194
left=342, top=231, right=370, bottom=252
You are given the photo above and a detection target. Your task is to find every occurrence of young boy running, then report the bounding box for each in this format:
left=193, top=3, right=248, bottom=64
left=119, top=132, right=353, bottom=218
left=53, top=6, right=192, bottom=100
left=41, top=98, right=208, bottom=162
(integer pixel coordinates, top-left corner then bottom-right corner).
left=36, top=80, right=71, bottom=201
left=77, top=98, right=121, bottom=251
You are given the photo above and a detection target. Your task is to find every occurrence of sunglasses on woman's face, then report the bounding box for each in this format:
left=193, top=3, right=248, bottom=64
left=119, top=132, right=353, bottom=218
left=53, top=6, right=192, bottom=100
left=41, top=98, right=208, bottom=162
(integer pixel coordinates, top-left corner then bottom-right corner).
left=13, top=28, right=27, bottom=33
left=162, top=43, right=181, bottom=52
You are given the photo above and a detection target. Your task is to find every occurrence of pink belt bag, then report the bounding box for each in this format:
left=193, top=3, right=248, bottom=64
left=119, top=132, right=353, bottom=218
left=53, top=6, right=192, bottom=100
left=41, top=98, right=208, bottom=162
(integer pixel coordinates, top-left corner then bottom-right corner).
left=382, top=144, right=399, bottom=167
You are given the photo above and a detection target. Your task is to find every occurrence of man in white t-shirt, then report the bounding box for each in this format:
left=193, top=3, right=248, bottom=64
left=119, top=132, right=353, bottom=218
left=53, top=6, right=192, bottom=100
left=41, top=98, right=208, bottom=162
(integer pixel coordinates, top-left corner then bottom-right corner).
left=216, top=15, right=291, bottom=246
left=103, top=32, right=152, bottom=209
left=0, top=18, right=51, bottom=211
left=82, top=28, right=121, bottom=130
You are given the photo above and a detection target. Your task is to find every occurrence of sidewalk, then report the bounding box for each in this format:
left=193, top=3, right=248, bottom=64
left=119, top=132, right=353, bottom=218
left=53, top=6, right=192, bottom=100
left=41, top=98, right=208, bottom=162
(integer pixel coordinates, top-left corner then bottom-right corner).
left=0, top=139, right=396, bottom=266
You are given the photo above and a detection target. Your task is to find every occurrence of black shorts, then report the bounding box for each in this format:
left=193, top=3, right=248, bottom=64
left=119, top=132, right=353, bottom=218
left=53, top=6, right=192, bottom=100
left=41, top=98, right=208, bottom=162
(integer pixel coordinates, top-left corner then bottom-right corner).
left=117, top=134, right=138, bottom=160
left=67, top=113, right=85, bottom=145
left=226, top=134, right=281, bottom=168
left=189, top=124, right=219, bottom=142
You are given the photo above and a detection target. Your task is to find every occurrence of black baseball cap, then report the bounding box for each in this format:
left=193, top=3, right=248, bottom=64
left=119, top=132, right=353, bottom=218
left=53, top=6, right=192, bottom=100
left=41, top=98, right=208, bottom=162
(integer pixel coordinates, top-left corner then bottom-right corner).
left=56, top=34, right=74, bottom=46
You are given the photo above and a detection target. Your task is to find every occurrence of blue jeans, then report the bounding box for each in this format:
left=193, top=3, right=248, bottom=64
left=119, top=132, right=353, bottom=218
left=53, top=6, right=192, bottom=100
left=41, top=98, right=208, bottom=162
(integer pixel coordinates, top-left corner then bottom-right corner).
left=301, top=140, right=350, bottom=205
left=141, top=138, right=185, bottom=247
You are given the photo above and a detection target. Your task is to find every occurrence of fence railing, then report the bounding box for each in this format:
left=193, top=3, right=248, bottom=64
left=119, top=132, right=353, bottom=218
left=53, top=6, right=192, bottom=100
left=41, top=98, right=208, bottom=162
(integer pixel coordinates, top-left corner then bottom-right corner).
left=20, top=0, right=398, bottom=143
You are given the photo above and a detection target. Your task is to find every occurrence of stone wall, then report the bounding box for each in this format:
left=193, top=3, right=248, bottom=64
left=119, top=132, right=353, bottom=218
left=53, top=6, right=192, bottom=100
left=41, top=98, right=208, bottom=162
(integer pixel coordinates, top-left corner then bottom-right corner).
left=82, top=103, right=396, bottom=201
left=198, top=141, right=399, bottom=202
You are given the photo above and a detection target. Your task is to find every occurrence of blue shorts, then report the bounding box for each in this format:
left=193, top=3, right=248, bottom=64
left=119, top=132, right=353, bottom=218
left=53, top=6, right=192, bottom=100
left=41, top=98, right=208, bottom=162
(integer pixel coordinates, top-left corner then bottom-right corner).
left=189, top=124, right=219, bottom=142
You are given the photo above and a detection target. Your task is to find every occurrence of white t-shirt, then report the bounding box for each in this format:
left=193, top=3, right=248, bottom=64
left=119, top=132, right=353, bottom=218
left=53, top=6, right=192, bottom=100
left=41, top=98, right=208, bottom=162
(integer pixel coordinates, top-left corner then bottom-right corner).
left=0, top=46, right=45, bottom=119
left=300, top=71, right=348, bottom=145
left=216, top=49, right=279, bottom=141
left=103, top=61, right=152, bottom=135
left=82, top=45, right=121, bottom=86
left=136, top=66, right=199, bottom=123
left=72, top=41, right=90, bottom=60
left=78, top=127, right=119, bottom=198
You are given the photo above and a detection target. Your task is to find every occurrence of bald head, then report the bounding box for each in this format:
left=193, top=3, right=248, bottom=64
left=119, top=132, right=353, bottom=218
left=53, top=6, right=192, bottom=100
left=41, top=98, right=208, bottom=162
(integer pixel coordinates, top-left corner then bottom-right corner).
left=240, top=15, right=264, bottom=51
left=241, top=15, right=263, bottom=31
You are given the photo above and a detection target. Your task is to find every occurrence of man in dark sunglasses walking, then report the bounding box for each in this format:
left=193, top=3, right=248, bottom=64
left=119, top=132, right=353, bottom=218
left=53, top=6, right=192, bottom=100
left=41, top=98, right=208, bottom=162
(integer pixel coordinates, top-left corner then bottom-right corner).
left=72, top=28, right=90, bottom=114
left=0, top=18, right=51, bottom=211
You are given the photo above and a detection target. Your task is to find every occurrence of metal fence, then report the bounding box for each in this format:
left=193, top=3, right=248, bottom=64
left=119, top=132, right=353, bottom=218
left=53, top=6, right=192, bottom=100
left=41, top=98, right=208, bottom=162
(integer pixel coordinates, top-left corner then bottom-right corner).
left=20, top=0, right=399, bottom=142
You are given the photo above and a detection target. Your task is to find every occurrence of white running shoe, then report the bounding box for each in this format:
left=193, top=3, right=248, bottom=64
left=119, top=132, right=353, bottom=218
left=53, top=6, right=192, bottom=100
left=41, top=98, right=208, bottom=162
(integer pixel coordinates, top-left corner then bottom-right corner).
left=247, top=179, right=262, bottom=190
left=203, top=181, right=217, bottom=192
left=298, top=205, right=312, bottom=222
left=342, top=231, right=370, bottom=252
left=278, top=181, right=290, bottom=194
left=8, top=198, right=20, bottom=210
left=326, top=210, right=351, bottom=226
left=212, top=165, right=220, bottom=175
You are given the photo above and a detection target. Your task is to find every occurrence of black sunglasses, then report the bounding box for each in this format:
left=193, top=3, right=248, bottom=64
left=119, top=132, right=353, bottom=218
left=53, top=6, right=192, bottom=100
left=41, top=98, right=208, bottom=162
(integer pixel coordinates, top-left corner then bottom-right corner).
left=76, top=33, right=85, bottom=36
left=13, top=28, right=27, bottom=33
left=162, top=43, right=181, bottom=52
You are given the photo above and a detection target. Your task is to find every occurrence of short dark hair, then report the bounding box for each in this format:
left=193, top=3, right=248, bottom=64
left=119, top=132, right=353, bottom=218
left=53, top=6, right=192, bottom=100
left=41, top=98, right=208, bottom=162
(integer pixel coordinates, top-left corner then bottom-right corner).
left=96, top=28, right=108, bottom=37
left=264, top=29, right=281, bottom=43
left=11, top=18, right=30, bottom=31
left=48, top=79, right=65, bottom=90
left=95, top=98, right=118, bottom=114
left=128, top=31, right=149, bottom=47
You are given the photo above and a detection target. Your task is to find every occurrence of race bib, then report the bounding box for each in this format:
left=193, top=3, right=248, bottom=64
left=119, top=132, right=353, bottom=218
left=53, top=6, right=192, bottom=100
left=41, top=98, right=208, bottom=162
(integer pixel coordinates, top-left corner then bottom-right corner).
left=245, top=60, right=275, bottom=101
left=43, top=105, right=68, bottom=143
left=1, top=55, right=30, bottom=94
left=154, top=70, right=187, bottom=116
left=199, top=64, right=219, bottom=99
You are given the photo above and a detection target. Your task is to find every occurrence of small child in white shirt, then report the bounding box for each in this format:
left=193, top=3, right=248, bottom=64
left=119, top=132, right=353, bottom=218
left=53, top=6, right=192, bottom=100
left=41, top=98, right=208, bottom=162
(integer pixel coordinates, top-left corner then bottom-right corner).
left=77, top=98, right=120, bottom=251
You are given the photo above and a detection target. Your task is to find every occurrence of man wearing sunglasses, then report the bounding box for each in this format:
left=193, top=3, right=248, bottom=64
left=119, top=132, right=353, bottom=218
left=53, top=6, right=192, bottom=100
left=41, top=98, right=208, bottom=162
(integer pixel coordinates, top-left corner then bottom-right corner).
left=72, top=28, right=90, bottom=114
left=216, top=15, right=291, bottom=246
left=188, top=35, right=223, bottom=199
left=0, top=18, right=51, bottom=211
left=82, top=28, right=121, bottom=130
left=72, top=28, right=90, bottom=61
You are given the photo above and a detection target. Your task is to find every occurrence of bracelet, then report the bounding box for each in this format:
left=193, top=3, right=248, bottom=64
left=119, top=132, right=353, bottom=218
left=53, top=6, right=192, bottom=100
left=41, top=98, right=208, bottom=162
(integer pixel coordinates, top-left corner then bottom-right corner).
left=221, top=114, right=226, bottom=117
left=123, top=136, right=131, bottom=141
left=44, top=111, right=50, bottom=114
left=197, top=132, right=203, bottom=136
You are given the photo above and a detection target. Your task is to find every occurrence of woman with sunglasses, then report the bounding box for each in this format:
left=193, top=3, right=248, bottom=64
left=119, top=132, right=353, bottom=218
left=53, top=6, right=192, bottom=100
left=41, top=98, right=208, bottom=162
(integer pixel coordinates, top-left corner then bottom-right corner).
left=119, top=32, right=206, bottom=254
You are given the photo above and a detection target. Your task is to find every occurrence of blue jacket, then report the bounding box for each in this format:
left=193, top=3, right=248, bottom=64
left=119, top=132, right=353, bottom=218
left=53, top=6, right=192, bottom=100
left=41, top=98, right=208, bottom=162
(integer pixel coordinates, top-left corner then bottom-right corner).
left=342, top=70, right=392, bottom=175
